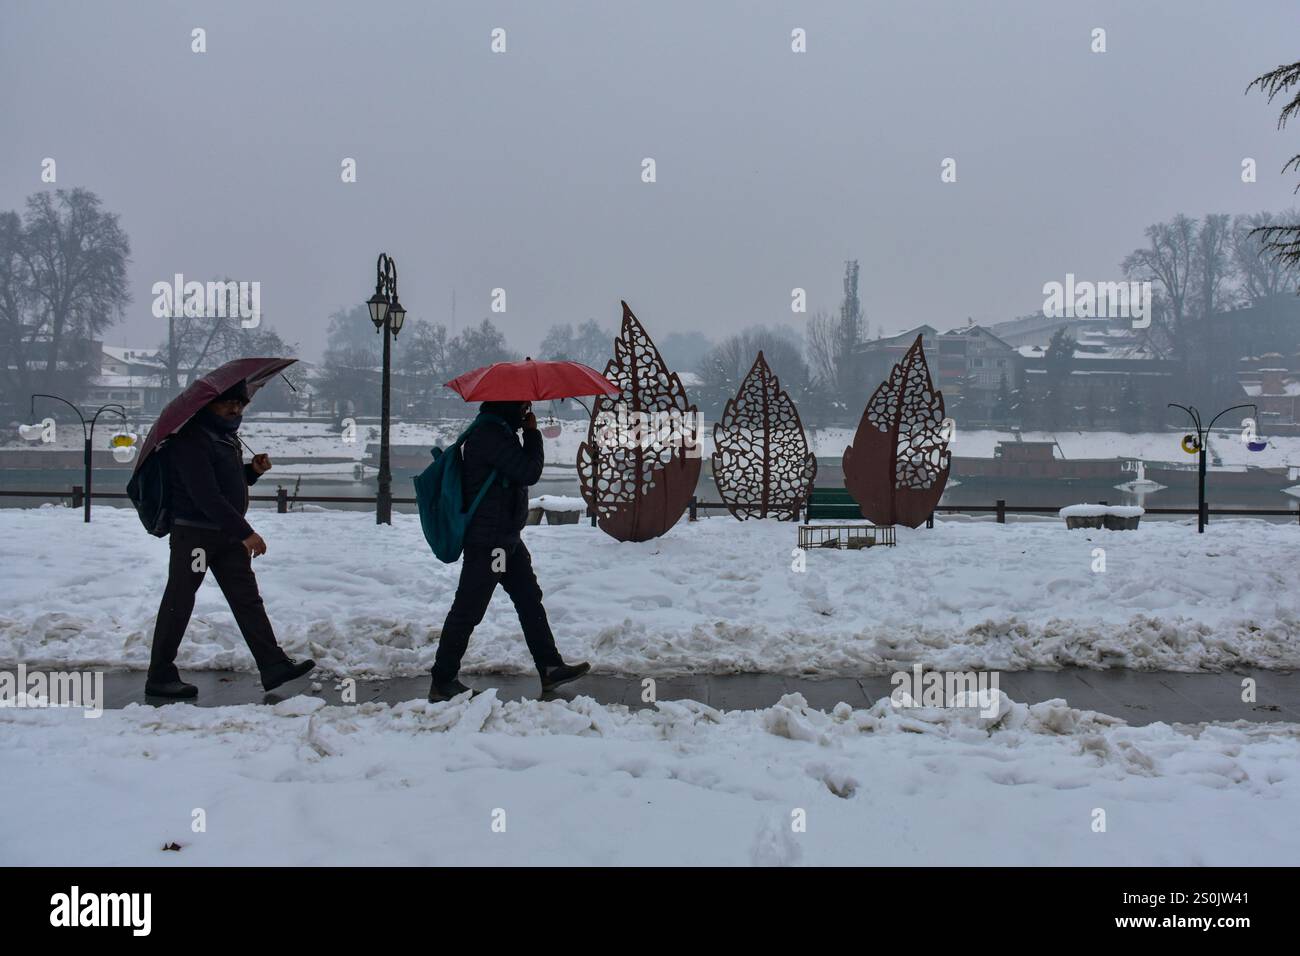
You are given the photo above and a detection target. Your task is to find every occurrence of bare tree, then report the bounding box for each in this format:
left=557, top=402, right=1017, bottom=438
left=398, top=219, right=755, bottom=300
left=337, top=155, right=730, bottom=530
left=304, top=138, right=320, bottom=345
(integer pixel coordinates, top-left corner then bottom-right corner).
left=1232, top=211, right=1300, bottom=302
left=696, top=326, right=810, bottom=417
left=448, top=318, right=518, bottom=372
left=17, top=188, right=130, bottom=393
left=396, top=316, right=452, bottom=413
left=1122, top=214, right=1197, bottom=361
left=806, top=308, right=839, bottom=390
left=156, top=279, right=273, bottom=387
left=0, top=211, right=37, bottom=406
left=539, top=318, right=614, bottom=369
left=1192, top=213, right=1235, bottom=320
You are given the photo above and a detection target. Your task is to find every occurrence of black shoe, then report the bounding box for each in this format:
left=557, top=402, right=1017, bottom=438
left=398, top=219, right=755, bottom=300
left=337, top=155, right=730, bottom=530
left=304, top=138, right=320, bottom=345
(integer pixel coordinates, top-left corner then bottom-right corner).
left=145, top=678, right=198, bottom=699
left=428, top=677, right=478, bottom=703
left=540, top=662, right=590, bottom=692
left=260, top=658, right=316, bottom=692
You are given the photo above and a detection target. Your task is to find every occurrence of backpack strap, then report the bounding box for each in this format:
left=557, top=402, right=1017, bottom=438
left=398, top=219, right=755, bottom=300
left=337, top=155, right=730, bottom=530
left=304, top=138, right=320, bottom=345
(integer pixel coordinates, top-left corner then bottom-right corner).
left=471, top=412, right=518, bottom=487
left=456, top=413, right=510, bottom=502
left=464, top=467, right=499, bottom=516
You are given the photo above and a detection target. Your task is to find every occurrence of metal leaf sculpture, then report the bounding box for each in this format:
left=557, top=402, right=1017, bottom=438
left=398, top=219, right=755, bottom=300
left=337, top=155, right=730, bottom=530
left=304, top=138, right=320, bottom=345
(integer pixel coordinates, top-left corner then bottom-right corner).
left=842, top=334, right=950, bottom=527
left=712, top=351, right=817, bottom=520
left=577, top=301, right=702, bottom=541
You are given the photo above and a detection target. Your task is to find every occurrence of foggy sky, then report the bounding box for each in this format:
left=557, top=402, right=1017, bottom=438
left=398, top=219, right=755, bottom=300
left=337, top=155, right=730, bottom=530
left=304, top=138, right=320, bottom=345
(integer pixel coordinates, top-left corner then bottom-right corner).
left=2, top=0, right=1297, bottom=362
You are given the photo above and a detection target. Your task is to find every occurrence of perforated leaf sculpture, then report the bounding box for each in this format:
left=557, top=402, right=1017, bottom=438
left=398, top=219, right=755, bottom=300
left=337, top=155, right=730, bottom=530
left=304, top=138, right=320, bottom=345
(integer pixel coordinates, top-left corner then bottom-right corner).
left=577, top=301, right=702, bottom=541
left=842, top=334, right=950, bottom=528
left=712, top=351, right=817, bottom=520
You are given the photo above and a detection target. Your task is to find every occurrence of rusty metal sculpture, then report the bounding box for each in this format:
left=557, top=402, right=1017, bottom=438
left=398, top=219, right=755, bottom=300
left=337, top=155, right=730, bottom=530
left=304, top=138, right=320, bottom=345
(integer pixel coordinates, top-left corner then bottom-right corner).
left=711, top=351, right=817, bottom=520
left=842, top=334, right=950, bottom=528
left=577, top=301, right=702, bottom=541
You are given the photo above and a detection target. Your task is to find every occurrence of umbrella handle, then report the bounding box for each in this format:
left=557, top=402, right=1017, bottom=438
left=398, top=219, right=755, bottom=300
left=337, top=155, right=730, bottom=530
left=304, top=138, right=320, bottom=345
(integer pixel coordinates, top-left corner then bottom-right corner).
left=235, top=434, right=262, bottom=459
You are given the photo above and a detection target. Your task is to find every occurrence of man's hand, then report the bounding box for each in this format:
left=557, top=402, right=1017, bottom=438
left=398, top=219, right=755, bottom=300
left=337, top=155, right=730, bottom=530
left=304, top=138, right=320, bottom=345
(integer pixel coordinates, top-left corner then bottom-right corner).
left=242, top=532, right=267, bottom=558
left=251, top=453, right=272, bottom=475
left=522, top=411, right=537, bottom=431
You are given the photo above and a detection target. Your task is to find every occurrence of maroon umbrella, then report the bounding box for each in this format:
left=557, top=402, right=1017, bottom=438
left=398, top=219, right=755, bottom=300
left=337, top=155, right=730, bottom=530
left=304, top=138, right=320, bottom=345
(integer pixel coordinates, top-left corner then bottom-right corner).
left=133, top=357, right=297, bottom=472
left=444, top=357, right=617, bottom=402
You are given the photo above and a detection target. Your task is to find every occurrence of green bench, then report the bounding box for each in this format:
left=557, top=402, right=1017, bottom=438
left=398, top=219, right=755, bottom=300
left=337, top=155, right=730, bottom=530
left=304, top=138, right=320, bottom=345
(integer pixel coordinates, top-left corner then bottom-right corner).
left=803, top=486, right=863, bottom=521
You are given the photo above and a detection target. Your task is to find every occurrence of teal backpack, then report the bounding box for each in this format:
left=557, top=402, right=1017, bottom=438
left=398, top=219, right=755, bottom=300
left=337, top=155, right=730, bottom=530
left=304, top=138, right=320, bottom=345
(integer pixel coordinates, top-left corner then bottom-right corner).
left=413, top=413, right=507, bottom=563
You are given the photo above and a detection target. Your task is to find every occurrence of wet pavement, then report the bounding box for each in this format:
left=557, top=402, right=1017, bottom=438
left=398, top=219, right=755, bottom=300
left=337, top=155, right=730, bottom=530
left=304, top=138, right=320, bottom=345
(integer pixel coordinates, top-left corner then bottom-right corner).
left=95, top=667, right=1300, bottom=725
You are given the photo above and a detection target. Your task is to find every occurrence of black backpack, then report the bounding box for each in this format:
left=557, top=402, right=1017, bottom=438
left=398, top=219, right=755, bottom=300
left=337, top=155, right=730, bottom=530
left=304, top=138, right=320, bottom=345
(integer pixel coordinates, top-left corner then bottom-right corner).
left=126, top=440, right=173, bottom=537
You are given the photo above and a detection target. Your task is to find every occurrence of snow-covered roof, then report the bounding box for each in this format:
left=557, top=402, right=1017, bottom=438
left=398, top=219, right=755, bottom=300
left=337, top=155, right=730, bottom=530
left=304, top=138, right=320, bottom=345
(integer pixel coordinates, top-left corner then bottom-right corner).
left=87, top=374, right=165, bottom=388
left=1019, top=343, right=1158, bottom=361
left=1243, top=382, right=1300, bottom=397
left=102, top=345, right=164, bottom=367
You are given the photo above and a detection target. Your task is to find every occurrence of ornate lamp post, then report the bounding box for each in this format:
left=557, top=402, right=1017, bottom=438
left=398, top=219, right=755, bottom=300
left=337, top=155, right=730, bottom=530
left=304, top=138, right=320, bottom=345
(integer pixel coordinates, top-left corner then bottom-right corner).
left=22, top=395, right=129, bottom=523
left=1167, top=402, right=1257, bottom=533
left=366, top=253, right=406, bottom=525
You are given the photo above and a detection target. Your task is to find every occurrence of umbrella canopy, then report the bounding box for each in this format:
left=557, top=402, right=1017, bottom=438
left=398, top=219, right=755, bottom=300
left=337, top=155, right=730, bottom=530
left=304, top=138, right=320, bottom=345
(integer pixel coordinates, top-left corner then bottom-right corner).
left=444, top=358, right=618, bottom=402
left=132, top=357, right=297, bottom=472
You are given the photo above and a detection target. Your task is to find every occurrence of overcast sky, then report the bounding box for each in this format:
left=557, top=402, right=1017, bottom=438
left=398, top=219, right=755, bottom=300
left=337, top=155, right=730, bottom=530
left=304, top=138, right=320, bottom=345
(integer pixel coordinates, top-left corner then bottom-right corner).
left=2, top=0, right=1298, bottom=362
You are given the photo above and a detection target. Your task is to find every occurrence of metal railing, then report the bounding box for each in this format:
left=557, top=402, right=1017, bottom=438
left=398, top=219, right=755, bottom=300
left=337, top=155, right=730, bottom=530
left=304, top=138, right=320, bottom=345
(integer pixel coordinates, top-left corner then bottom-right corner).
left=2, top=487, right=1299, bottom=525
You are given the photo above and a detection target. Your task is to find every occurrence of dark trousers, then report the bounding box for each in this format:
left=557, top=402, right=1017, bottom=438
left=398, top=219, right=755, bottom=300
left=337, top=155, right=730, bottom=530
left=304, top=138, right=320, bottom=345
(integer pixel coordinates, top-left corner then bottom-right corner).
left=432, top=539, right=564, bottom=683
left=149, top=525, right=289, bottom=681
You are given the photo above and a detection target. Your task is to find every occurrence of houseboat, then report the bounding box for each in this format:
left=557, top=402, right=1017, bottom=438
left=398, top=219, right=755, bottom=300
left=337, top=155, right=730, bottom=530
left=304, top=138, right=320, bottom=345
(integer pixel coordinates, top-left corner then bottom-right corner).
left=951, top=441, right=1127, bottom=484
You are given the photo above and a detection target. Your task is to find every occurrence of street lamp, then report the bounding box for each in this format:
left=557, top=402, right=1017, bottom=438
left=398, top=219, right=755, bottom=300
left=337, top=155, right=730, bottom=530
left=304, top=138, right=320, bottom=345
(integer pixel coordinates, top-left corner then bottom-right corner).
left=366, top=253, right=405, bottom=524
left=22, top=395, right=129, bottom=523
left=1167, top=402, right=1257, bottom=534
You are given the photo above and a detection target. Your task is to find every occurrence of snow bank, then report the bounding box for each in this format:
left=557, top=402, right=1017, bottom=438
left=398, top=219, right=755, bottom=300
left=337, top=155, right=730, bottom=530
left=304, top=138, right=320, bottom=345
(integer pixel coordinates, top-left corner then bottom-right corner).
left=1, top=690, right=1295, bottom=865
left=1, top=506, right=1297, bottom=677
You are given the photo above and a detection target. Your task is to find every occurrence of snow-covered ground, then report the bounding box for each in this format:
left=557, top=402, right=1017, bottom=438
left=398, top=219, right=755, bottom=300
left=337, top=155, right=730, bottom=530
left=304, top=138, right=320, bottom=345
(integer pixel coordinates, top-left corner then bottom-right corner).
left=1, top=689, right=1295, bottom=865
left=1, top=506, right=1297, bottom=678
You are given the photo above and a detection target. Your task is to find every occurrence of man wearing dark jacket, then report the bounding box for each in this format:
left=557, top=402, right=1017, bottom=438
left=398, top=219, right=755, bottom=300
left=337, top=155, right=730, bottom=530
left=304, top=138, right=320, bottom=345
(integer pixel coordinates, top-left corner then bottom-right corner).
left=429, top=400, right=589, bottom=701
left=145, top=380, right=314, bottom=698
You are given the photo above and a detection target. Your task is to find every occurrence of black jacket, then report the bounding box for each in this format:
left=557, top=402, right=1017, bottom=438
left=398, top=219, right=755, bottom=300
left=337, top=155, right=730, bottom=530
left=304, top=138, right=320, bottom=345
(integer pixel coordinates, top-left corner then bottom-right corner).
left=167, top=421, right=260, bottom=542
left=461, top=421, right=544, bottom=548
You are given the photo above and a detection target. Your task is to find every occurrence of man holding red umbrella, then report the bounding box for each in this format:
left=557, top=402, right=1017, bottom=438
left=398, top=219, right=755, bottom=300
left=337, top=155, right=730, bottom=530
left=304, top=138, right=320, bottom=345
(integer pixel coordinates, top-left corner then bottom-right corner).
left=430, top=358, right=616, bottom=701
left=429, top=399, right=589, bottom=700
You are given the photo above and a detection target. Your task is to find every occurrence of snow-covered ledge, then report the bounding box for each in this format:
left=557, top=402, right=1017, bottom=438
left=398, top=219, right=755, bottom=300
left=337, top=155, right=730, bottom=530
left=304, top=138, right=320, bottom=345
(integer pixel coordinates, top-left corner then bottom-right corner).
left=1059, top=504, right=1144, bottom=530
left=527, top=494, right=588, bottom=526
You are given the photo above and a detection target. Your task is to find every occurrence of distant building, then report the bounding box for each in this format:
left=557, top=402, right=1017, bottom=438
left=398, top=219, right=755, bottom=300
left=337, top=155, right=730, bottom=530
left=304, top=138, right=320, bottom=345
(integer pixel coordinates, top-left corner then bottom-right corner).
left=844, top=324, right=1019, bottom=425
left=1206, top=295, right=1300, bottom=360
left=844, top=325, right=939, bottom=411
left=1240, top=360, right=1300, bottom=426
left=936, top=325, right=1020, bottom=423
left=84, top=344, right=170, bottom=413
left=1018, top=325, right=1173, bottom=426
left=985, top=313, right=1111, bottom=350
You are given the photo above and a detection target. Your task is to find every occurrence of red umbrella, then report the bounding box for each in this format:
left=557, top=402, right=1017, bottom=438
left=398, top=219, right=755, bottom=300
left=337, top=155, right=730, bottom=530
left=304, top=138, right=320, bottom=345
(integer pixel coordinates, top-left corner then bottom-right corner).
left=444, top=358, right=617, bottom=402
left=133, top=357, right=297, bottom=472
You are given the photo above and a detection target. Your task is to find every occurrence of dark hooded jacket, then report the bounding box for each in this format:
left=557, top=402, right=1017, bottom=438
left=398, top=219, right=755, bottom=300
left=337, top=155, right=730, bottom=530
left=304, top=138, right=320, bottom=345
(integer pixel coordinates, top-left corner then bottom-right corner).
left=167, top=411, right=261, bottom=542
left=461, top=401, right=544, bottom=548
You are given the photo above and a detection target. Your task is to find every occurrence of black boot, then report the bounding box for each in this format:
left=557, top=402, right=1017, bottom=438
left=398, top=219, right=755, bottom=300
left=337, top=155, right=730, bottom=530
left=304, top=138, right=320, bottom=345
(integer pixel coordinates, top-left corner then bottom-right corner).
left=260, top=658, right=316, bottom=692
left=540, top=662, right=590, bottom=692
left=428, top=677, right=478, bottom=703
left=145, top=676, right=198, bottom=698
